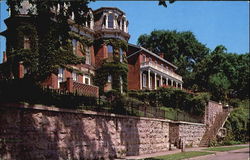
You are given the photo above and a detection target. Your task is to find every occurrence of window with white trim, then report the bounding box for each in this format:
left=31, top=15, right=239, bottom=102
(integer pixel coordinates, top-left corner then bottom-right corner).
left=108, top=14, right=114, bottom=28
left=108, top=75, right=112, bottom=83
left=85, top=47, right=91, bottom=65
left=58, top=68, right=64, bottom=88
left=83, top=75, right=91, bottom=85
left=72, top=72, right=77, bottom=82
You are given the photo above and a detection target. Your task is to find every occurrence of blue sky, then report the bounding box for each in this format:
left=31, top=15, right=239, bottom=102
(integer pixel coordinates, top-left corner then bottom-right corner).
left=0, top=1, right=249, bottom=62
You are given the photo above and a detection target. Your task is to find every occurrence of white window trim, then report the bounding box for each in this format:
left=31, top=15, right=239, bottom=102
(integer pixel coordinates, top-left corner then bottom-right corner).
left=58, top=68, right=64, bottom=88
left=143, top=74, right=147, bottom=87
left=72, top=72, right=77, bottom=82
left=83, top=75, right=91, bottom=85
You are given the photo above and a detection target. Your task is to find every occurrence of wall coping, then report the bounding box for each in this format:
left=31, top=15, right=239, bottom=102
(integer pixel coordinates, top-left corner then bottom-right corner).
left=0, top=103, right=205, bottom=126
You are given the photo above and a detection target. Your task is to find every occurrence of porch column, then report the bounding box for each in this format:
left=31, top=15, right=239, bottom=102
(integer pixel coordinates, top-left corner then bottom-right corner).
left=176, top=82, right=178, bottom=88
left=148, top=70, right=151, bottom=89
left=160, top=75, right=163, bottom=87
left=171, top=79, right=173, bottom=86
left=154, top=73, right=157, bottom=90
left=140, top=71, right=142, bottom=90
left=166, top=78, right=168, bottom=86
left=180, top=83, right=183, bottom=90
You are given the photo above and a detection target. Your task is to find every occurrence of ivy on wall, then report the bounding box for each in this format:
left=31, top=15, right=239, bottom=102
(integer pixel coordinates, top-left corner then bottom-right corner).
left=93, top=38, right=128, bottom=95
left=94, top=61, right=128, bottom=95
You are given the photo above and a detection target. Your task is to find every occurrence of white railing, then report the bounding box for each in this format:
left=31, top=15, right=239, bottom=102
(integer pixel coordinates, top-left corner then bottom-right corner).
left=140, top=61, right=182, bottom=81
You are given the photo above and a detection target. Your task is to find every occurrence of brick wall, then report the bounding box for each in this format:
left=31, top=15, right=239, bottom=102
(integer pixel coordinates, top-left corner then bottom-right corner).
left=0, top=104, right=170, bottom=160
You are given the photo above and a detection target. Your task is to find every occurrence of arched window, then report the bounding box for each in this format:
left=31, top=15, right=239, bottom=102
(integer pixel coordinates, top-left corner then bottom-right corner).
left=108, top=14, right=114, bottom=28
left=72, top=39, right=77, bottom=54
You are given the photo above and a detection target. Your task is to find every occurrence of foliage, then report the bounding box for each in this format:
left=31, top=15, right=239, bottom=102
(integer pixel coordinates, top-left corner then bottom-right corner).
left=128, top=87, right=210, bottom=116
left=94, top=61, right=128, bottom=95
left=5, top=0, right=91, bottom=81
left=0, top=79, right=97, bottom=109
left=223, top=100, right=249, bottom=143
left=137, top=30, right=209, bottom=88
left=138, top=30, right=249, bottom=102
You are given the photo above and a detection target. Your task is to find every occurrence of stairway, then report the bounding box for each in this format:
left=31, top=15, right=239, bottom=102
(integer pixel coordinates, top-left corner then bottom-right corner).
left=199, top=111, right=230, bottom=147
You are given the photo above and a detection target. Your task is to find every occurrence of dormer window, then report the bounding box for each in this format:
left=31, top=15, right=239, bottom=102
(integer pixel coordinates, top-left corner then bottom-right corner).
left=108, top=14, right=114, bottom=28
left=24, top=36, right=30, bottom=49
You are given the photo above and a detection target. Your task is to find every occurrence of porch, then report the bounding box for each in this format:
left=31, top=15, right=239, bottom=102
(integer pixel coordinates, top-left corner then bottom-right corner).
left=140, top=61, right=183, bottom=90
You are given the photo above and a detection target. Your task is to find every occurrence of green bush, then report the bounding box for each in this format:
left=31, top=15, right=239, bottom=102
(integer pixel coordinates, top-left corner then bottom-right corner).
left=128, top=87, right=210, bottom=116
left=0, top=79, right=97, bottom=109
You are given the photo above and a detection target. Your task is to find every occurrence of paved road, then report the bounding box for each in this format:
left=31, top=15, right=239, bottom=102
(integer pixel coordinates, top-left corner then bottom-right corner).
left=192, top=147, right=249, bottom=160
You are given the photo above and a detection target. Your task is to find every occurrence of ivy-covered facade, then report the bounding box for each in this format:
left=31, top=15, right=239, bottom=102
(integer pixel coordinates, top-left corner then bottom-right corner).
left=0, top=5, right=130, bottom=97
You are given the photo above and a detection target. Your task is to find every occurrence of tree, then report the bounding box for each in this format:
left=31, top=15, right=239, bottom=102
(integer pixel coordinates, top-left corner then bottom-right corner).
left=137, top=30, right=209, bottom=88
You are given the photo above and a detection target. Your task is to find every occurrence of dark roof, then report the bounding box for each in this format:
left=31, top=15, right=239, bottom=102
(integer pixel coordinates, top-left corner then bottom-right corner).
left=128, top=43, right=178, bottom=69
left=93, top=7, right=125, bottom=15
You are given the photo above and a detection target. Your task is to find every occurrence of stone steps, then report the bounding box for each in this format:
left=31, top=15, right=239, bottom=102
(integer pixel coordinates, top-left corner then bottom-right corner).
left=199, top=111, right=230, bottom=147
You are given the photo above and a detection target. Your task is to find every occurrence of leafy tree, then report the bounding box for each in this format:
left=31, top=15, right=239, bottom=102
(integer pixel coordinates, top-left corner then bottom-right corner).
left=137, top=30, right=209, bottom=88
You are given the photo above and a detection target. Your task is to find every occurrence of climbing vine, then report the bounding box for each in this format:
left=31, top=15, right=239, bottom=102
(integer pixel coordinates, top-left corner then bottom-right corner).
left=94, top=61, right=128, bottom=95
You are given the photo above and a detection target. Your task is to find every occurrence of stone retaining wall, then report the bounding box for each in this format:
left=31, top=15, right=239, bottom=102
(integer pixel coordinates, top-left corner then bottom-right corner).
left=0, top=104, right=170, bottom=160
left=204, top=101, right=223, bottom=127
left=169, top=122, right=206, bottom=147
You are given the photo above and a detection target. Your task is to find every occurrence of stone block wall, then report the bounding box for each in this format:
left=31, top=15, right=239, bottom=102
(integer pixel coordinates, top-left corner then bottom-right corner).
left=169, top=122, right=206, bottom=148
left=0, top=104, right=169, bottom=160
left=204, top=101, right=223, bottom=127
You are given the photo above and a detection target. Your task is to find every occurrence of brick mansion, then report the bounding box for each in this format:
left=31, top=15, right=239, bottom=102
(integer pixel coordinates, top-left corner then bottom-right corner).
left=0, top=4, right=183, bottom=97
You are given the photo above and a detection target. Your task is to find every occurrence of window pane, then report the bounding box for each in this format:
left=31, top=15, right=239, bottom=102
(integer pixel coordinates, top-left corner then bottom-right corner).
left=72, top=72, right=77, bottom=81
left=108, top=14, right=114, bottom=28
left=72, top=39, right=77, bottom=54
left=108, top=75, right=112, bottom=82
left=119, top=48, right=123, bottom=62
left=85, top=47, right=91, bottom=65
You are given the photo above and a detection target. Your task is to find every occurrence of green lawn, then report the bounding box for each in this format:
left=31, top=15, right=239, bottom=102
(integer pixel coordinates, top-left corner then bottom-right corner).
left=203, top=146, right=248, bottom=152
left=143, top=151, right=213, bottom=160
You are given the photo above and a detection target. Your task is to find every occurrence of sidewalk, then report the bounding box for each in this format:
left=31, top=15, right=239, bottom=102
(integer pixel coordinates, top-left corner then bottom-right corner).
left=116, top=144, right=249, bottom=160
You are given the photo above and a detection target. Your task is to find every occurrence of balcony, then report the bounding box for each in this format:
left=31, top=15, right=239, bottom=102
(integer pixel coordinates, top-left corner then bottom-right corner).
left=140, top=61, right=182, bottom=82
left=60, top=78, right=99, bottom=97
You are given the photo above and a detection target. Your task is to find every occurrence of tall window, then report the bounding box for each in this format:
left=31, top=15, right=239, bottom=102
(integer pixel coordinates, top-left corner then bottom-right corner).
left=108, top=75, right=112, bottom=83
left=83, top=75, right=90, bottom=85
left=143, top=55, right=146, bottom=62
left=85, top=47, right=91, bottom=65
left=120, top=76, right=123, bottom=93
left=107, top=45, right=113, bottom=58
left=108, top=14, right=114, bottom=28
left=58, top=68, right=64, bottom=88
left=72, top=72, right=77, bottom=81
left=24, top=36, right=30, bottom=49
left=72, top=39, right=77, bottom=54
left=119, top=48, right=123, bottom=62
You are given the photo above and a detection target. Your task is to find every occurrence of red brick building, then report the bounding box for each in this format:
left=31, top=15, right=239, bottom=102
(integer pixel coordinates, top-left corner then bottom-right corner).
left=127, top=44, right=183, bottom=90
left=0, top=3, right=183, bottom=96
left=0, top=5, right=130, bottom=97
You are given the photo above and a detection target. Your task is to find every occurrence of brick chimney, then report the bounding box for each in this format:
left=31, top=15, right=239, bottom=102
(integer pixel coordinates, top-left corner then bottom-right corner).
left=2, top=51, right=7, bottom=62
left=159, top=53, right=164, bottom=58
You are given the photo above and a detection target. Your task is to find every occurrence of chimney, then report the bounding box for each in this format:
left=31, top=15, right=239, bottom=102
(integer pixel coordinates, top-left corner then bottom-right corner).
left=159, top=53, right=164, bottom=58
left=2, top=51, right=7, bottom=62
